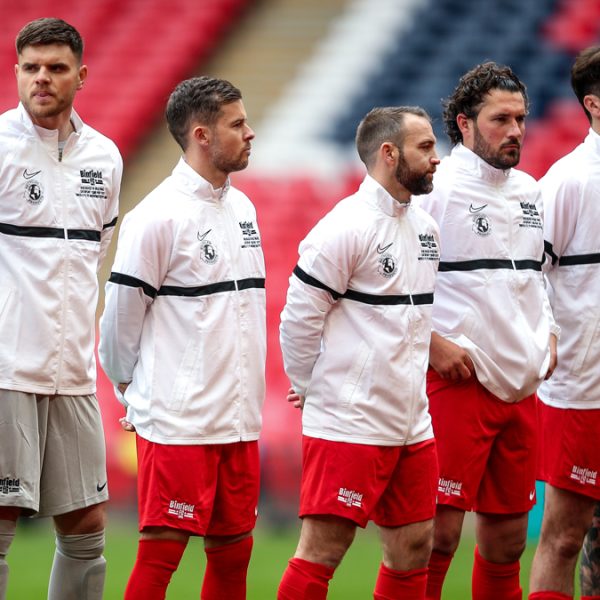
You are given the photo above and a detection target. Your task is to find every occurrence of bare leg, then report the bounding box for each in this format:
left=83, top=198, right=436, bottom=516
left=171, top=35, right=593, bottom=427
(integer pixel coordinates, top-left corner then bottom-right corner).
left=294, top=515, right=356, bottom=568
left=529, top=485, right=596, bottom=595
left=379, top=519, right=434, bottom=570
left=581, top=501, right=600, bottom=596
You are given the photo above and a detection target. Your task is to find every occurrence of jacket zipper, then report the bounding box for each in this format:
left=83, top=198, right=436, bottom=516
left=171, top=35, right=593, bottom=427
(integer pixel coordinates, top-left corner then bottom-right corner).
left=54, top=146, right=69, bottom=393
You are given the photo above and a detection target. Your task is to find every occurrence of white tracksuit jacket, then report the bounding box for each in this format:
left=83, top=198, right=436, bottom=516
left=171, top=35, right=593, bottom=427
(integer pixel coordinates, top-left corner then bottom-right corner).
left=0, top=104, right=122, bottom=395
left=418, top=144, right=554, bottom=403
left=538, top=128, right=600, bottom=409
left=280, top=175, right=439, bottom=446
left=99, top=158, right=266, bottom=444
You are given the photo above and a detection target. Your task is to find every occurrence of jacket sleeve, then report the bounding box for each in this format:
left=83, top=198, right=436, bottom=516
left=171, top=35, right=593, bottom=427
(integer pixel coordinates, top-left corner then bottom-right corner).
left=279, top=219, right=355, bottom=396
left=538, top=181, right=569, bottom=339
left=97, top=151, right=123, bottom=272
left=540, top=168, right=581, bottom=273
left=98, top=207, right=173, bottom=390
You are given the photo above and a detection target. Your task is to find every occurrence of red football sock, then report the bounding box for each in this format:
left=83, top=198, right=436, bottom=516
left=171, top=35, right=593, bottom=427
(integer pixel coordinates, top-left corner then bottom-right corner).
left=528, top=593, right=572, bottom=599
left=472, top=545, right=521, bottom=600
left=426, top=550, right=454, bottom=599
left=581, top=596, right=600, bottom=599
left=201, top=536, right=253, bottom=600
left=277, top=557, right=335, bottom=599
left=374, top=563, right=427, bottom=599
left=124, top=538, right=187, bottom=600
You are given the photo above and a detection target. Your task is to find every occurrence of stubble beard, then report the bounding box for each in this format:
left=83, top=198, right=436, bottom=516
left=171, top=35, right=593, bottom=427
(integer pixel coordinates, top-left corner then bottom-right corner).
left=472, top=124, right=521, bottom=170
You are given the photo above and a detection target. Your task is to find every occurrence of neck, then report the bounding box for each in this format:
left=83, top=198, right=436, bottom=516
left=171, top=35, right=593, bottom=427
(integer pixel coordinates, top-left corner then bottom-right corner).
left=371, top=172, right=410, bottom=204
left=29, top=112, right=75, bottom=142
left=185, top=155, right=228, bottom=189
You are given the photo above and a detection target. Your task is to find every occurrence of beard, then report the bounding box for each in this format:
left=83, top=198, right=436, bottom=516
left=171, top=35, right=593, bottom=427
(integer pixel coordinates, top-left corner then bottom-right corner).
left=395, top=155, right=434, bottom=196
left=472, top=123, right=521, bottom=170
left=211, top=146, right=249, bottom=175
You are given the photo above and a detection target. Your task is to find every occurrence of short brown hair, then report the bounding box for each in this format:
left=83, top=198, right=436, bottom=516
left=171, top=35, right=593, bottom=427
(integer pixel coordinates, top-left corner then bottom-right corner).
left=443, top=62, right=529, bottom=145
left=16, top=18, right=83, bottom=62
left=355, top=106, right=431, bottom=168
left=166, top=76, right=242, bottom=150
left=571, top=46, right=600, bottom=123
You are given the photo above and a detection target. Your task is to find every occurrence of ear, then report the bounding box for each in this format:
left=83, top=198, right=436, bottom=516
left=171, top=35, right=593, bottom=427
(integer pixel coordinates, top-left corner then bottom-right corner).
left=77, top=64, right=88, bottom=90
left=583, top=94, right=600, bottom=119
left=380, top=141, right=397, bottom=164
left=192, top=124, right=211, bottom=147
left=456, top=113, right=471, bottom=136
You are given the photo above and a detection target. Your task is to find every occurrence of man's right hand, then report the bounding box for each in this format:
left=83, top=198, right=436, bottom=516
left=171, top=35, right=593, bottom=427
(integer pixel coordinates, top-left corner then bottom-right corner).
left=429, top=332, right=475, bottom=381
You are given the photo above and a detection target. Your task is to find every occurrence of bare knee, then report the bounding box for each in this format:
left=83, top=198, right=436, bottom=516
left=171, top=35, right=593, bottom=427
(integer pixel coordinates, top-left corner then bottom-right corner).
left=205, top=529, right=253, bottom=549
left=542, top=526, right=586, bottom=561
left=54, top=502, right=106, bottom=535
left=295, top=515, right=356, bottom=569
left=381, top=519, right=434, bottom=571
left=476, top=512, right=528, bottom=563
left=433, top=506, right=465, bottom=555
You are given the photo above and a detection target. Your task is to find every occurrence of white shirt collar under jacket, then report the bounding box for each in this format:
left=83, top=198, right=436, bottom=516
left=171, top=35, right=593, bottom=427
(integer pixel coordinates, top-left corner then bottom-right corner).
left=174, top=157, right=230, bottom=202
left=452, top=143, right=511, bottom=185
left=360, top=174, right=411, bottom=217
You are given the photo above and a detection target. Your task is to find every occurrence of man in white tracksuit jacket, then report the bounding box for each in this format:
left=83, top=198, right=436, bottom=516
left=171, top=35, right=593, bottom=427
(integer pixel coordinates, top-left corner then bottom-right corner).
left=278, top=106, right=441, bottom=600
left=529, top=46, right=600, bottom=600
left=419, top=62, right=558, bottom=600
left=0, top=18, right=122, bottom=600
left=99, top=76, right=265, bottom=600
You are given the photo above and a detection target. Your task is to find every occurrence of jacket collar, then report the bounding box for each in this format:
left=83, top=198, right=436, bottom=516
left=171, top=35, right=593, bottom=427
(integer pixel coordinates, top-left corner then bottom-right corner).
left=172, top=157, right=230, bottom=202
left=360, top=174, right=411, bottom=217
left=17, top=103, right=83, bottom=156
left=584, top=127, right=600, bottom=155
left=451, top=143, right=511, bottom=185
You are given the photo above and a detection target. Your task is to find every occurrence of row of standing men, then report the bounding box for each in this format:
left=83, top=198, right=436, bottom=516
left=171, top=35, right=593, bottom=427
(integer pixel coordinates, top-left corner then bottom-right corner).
left=0, top=15, right=599, bottom=600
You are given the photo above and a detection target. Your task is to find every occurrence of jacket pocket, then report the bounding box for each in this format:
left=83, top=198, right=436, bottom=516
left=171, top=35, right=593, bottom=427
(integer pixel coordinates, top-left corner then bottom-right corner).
left=168, top=336, right=203, bottom=413
left=339, top=341, right=373, bottom=407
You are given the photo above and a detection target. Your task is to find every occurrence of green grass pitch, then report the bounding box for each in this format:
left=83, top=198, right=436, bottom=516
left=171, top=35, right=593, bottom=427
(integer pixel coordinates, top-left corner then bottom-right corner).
left=4, top=513, right=562, bottom=599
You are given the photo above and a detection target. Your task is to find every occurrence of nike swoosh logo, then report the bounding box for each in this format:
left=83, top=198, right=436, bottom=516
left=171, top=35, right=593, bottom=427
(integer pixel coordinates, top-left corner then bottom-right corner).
left=23, top=169, right=41, bottom=180
left=197, top=229, right=212, bottom=241
left=469, top=203, right=488, bottom=213
left=96, top=482, right=107, bottom=492
left=376, top=242, right=393, bottom=254
left=529, top=490, right=535, bottom=501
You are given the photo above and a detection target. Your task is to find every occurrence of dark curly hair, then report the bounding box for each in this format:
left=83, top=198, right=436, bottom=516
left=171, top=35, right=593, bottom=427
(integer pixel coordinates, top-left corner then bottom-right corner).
left=571, top=46, right=600, bottom=123
left=166, top=76, right=242, bottom=150
left=443, top=62, right=529, bottom=146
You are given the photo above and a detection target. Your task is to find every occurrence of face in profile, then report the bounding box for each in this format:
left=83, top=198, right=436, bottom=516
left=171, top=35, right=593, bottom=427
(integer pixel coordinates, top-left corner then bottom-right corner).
left=467, top=89, right=526, bottom=169
left=395, top=115, right=439, bottom=196
left=208, top=100, right=255, bottom=175
left=15, top=43, right=85, bottom=126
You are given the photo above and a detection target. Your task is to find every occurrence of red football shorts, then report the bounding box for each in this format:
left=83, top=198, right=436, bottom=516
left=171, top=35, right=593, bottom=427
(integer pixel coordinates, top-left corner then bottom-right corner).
left=299, top=435, right=438, bottom=528
left=537, top=400, right=600, bottom=500
left=427, top=369, right=537, bottom=513
left=135, top=436, right=259, bottom=536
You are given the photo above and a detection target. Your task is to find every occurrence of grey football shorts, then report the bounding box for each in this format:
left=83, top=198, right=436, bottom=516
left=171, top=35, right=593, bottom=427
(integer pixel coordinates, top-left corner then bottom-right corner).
left=0, top=390, right=109, bottom=517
